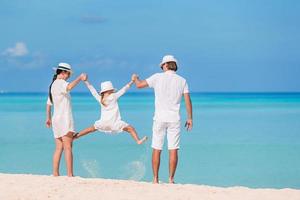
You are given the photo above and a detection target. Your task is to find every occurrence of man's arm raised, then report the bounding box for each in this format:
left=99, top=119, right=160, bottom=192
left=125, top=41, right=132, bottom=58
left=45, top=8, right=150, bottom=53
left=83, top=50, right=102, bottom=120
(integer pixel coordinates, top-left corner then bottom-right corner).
left=132, top=74, right=149, bottom=88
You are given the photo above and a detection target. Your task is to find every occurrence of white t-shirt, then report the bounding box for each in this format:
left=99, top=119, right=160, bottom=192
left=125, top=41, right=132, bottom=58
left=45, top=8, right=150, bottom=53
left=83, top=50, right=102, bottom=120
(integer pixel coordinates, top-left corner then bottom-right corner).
left=47, top=79, right=74, bottom=138
left=146, top=70, right=189, bottom=122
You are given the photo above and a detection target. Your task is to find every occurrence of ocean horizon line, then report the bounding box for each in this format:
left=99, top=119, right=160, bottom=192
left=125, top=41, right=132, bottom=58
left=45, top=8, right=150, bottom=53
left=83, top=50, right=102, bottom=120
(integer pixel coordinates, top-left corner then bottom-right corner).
left=1, top=91, right=300, bottom=95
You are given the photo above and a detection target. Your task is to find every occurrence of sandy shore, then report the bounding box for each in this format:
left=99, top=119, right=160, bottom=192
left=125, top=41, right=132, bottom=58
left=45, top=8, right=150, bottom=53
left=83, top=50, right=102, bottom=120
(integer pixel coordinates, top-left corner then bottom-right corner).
left=0, top=173, right=300, bottom=200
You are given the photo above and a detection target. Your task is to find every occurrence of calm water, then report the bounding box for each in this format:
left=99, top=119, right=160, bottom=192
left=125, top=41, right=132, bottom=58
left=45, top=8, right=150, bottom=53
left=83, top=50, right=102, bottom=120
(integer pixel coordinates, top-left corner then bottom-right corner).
left=0, top=92, right=300, bottom=189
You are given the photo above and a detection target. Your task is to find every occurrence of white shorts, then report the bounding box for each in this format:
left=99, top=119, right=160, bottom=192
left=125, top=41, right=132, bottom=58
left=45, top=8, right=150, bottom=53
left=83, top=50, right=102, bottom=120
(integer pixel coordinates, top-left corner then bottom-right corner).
left=151, top=121, right=181, bottom=150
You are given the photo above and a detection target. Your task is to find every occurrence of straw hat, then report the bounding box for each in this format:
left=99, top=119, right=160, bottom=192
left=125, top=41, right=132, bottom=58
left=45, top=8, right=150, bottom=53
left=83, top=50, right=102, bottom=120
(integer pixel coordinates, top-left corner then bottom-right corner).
left=159, top=55, right=178, bottom=67
left=100, top=81, right=115, bottom=94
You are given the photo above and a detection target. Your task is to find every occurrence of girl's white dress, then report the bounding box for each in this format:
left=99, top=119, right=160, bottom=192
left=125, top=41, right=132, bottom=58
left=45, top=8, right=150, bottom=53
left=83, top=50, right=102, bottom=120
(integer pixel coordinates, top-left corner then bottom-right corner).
left=47, top=79, right=75, bottom=138
left=86, top=82, right=130, bottom=133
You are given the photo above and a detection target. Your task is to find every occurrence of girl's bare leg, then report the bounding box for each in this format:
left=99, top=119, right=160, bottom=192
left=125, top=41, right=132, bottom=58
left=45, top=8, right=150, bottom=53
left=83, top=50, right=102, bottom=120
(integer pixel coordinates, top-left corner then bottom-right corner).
left=53, top=137, right=63, bottom=176
left=73, top=126, right=96, bottom=140
left=62, top=132, right=74, bottom=177
left=123, top=125, right=148, bottom=145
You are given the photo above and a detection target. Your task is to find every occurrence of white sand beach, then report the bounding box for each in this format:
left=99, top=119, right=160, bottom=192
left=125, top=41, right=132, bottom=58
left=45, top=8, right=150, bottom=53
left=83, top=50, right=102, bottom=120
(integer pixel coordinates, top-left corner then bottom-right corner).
left=0, top=173, right=300, bottom=200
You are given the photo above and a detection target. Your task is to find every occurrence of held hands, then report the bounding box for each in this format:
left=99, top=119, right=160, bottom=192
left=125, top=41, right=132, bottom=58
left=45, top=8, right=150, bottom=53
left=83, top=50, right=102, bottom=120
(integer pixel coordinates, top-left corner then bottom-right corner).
left=185, top=119, right=193, bottom=131
left=80, top=73, right=88, bottom=81
left=67, top=73, right=88, bottom=91
left=131, top=74, right=139, bottom=82
left=128, top=74, right=139, bottom=86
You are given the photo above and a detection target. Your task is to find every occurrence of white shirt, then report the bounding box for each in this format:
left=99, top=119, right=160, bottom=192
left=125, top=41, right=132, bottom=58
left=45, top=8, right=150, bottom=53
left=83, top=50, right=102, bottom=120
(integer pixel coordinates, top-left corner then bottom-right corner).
left=47, top=79, right=74, bottom=138
left=85, top=81, right=130, bottom=124
left=146, top=70, right=189, bottom=122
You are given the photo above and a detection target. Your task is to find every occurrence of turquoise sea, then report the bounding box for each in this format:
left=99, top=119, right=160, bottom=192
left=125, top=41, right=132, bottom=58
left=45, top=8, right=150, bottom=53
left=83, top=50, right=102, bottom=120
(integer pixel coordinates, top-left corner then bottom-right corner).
left=0, top=92, right=300, bottom=189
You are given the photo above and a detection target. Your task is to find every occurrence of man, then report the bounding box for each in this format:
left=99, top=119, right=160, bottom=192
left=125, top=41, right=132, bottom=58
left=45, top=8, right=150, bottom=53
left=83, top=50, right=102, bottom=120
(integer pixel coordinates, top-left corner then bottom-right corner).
left=133, top=55, right=193, bottom=184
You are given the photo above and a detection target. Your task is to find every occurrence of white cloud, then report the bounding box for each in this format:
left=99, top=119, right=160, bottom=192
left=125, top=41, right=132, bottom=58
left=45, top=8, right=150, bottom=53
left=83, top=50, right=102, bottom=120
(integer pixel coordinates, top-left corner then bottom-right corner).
left=0, top=42, right=47, bottom=70
left=3, top=51, right=47, bottom=69
left=2, top=42, right=29, bottom=57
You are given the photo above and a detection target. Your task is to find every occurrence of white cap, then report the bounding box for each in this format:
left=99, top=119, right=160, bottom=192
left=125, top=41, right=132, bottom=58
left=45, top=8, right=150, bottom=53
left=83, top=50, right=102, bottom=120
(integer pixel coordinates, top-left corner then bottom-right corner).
left=100, top=81, right=115, bottom=94
left=53, top=62, right=72, bottom=73
left=159, top=55, right=178, bottom=67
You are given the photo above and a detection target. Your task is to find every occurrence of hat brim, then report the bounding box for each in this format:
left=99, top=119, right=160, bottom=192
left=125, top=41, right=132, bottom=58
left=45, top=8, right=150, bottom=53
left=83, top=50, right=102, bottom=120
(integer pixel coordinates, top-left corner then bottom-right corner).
left=160, top=61, right=177, bottom=67
left=100, top=88, right=116, bottom=94
left=52, top=67, right=73, bottom=74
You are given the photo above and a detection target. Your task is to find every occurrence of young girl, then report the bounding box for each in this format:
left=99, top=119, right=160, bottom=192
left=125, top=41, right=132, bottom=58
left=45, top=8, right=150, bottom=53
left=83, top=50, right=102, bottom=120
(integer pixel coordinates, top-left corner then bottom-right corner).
left=73, top=75, right=148, bottom=144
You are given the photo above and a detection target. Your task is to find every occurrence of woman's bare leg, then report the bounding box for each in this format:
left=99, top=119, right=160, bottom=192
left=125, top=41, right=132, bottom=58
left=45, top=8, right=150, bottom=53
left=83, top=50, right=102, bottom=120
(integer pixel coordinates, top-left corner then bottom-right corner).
left=123, top=125, right=148, bottom=145
left=73, top=126, right=96, bottom=140
left=62, top=132, right=74, bottom=177
left=53, top=138, right=63, bottom=176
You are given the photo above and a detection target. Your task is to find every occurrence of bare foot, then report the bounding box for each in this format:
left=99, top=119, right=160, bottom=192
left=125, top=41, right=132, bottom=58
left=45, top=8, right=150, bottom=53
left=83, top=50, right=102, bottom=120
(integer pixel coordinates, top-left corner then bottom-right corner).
left=52, top=173, right=59, bottom=177
left=137, top=136, right=148, bottom=145
left=169, top=178, right=175, bottom=184
left=153, top=177, right=159, bottom=184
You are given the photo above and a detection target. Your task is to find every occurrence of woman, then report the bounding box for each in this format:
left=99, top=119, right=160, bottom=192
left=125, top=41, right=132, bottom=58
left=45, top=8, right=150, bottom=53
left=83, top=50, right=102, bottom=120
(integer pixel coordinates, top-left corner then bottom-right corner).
left=46, top=62, right=86, bottom=177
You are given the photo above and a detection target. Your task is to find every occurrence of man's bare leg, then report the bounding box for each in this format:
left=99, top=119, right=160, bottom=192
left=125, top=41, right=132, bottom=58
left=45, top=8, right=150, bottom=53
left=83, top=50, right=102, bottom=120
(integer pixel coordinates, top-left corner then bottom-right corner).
left=169, top=149, right=178, bottom=184
left=152, top=149, right=162, bottom=183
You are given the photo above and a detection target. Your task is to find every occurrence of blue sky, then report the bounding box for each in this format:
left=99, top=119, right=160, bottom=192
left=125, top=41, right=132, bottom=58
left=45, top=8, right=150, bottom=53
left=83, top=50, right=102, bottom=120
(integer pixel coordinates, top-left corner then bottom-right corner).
left=0, top=0, right=299, bottom=92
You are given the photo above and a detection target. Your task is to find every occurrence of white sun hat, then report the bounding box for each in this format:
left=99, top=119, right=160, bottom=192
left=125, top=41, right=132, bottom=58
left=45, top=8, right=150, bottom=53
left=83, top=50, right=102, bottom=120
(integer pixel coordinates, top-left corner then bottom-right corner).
left=53, top=62, right=73, bottom=73
left=159, top=55, right=178, bottom=67
left=100, top=81, right=115, bottom=94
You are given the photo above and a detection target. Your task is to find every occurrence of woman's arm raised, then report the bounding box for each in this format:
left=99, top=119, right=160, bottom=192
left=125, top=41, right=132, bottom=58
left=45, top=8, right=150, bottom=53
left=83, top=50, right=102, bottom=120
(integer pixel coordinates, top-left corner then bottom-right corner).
left=67, top=73, right=87, bottom=91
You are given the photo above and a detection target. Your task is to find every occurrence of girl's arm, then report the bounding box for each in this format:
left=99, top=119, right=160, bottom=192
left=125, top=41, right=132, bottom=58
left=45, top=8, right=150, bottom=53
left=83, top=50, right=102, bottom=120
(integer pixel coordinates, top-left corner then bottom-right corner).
left=115, top=80, right=134, bottom=99
left=84, top=80, right=101, bottom=102
left=67, top=73, right=86, bottom=91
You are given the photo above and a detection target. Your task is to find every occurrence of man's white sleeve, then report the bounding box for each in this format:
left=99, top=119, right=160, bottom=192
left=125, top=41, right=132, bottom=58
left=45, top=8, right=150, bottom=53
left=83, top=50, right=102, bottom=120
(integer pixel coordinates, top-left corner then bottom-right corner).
left=146, top=73, right=158, bottom=88
left=183, top=81, right=189, bottom=94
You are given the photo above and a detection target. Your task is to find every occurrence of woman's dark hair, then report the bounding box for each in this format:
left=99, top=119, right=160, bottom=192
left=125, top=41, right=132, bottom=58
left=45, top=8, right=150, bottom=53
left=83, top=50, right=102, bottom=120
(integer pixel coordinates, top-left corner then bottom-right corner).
left=48, top=69, right=64, bottom=103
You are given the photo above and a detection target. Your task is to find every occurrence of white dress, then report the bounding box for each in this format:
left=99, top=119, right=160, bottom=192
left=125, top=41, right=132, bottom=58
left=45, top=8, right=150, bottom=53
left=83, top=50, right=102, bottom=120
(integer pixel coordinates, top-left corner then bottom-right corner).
left=86, top=82, right=129, bottom=133
left=47, top=79, right=75, bottom=138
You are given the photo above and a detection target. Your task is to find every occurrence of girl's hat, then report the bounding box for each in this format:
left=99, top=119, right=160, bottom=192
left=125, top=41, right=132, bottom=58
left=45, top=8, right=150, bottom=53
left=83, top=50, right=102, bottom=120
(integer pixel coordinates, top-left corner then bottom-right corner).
left=100, top=81, right=115, bottom=94
left=53, top=62, right=73, bottom=73
left=159, top=55, right=178, bottom=67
